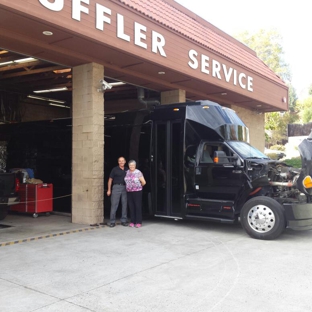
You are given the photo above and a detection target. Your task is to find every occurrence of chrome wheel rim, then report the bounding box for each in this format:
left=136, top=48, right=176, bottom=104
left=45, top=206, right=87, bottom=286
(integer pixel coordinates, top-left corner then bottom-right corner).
left=247, top=204, right=276, bottom=233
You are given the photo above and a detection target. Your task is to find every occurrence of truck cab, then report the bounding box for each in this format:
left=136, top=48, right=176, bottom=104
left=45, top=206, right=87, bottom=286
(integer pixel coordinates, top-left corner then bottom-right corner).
left=105, top=100, right=312, bottom=240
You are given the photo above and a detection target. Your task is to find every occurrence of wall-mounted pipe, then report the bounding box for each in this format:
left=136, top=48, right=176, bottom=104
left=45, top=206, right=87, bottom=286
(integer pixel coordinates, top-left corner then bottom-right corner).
left=137, top=87, right=160, bottom=107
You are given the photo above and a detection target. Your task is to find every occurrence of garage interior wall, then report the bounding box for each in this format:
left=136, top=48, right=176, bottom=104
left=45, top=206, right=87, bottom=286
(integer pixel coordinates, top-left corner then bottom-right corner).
left=19, top=101, right=70, bottom=122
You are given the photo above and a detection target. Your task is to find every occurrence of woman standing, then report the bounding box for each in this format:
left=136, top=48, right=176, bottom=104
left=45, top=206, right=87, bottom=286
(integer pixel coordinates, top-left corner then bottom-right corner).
left=124, top=160, right=146, bottom=228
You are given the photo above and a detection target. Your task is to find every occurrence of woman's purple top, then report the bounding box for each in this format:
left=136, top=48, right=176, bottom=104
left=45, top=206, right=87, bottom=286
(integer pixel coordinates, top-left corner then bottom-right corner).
left=125, top=169, right=143, bottom=192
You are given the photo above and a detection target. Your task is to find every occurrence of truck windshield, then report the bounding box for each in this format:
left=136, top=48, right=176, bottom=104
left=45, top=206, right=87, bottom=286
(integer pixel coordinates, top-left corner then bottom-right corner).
left=228, top=141, right=269, bottom=159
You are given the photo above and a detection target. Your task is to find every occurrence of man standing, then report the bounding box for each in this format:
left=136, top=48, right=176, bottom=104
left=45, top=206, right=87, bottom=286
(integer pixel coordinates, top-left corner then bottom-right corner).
left=107, top=157, right=128, bottom=227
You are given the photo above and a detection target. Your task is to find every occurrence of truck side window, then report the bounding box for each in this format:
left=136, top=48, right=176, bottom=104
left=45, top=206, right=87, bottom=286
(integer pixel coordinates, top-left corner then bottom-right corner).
left=200, top=144, right=213, bottom=163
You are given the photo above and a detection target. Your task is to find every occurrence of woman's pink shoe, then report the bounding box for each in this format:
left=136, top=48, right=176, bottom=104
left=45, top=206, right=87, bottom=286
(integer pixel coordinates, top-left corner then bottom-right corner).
left=135, top=223, right=142, bottom=228
left=129, top=223, right=135, bottom=227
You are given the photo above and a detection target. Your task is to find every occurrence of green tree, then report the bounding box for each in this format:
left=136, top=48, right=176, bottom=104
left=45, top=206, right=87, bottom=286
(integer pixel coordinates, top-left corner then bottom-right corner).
left=235, top=29, right=298, bottom=144
left=265, top=111, right=298, bottom=145
left=236, top=29, right=291, bottom=82
left=297, top=97, right=312, bottom=123
left=288, top=83, right=298, bottom=112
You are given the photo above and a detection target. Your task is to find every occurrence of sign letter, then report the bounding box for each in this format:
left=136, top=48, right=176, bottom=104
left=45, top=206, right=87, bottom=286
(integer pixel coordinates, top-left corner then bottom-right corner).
left=201, top=54, right=210, bottom=74
left=247, top=76, right=253, bottom=92
left=233, top=69, right=237, bottom=85
left=212, top=60, right=221, bottom=79
left=134, top=22, right=147, bottom=49
left=72, top=0, right=89, bottom=21
left=117, top=14, right=130, bottom=42
left=188, top=50, right=198, bottom=69
left=39, top=0, right=64, bottom=11
left=238, top=73, right=246, bottom=89
left=222, top=64, right=233, bottom=83
left=152, top=31, right=167, bottom=57
left=96, top=4, right=111, bottom=31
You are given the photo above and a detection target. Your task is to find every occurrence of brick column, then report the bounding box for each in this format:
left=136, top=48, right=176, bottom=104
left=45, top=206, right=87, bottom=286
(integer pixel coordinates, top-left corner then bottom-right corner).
left=161, top=89, right=186, bottom=104
left=72, top=63, right=104, bottom=225
left=232, top=105, right=265, bottom=152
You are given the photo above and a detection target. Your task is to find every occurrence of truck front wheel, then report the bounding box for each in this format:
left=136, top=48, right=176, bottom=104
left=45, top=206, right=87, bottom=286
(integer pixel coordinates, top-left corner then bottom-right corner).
left=240, top=197, right=286, bottom=240
left=0, top=207, right=8, bottom=221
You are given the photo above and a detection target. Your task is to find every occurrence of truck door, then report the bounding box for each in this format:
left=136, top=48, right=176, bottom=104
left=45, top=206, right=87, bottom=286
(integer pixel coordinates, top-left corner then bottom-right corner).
left=194, top=142, right=244, bottom=202
left=152, top=121, right=183, bottom=217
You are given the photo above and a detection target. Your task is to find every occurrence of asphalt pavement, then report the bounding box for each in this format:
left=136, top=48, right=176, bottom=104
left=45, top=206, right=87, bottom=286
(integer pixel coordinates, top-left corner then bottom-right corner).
left=0, top=213, right=312, bottom=312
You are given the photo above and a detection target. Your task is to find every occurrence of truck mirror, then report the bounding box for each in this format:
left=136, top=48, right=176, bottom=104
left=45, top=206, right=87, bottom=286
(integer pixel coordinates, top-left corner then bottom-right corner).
left=213, top=151, right=242, bottom=166
left=213, top=151, right=229, bottom=163
left=234, top=154, right=243, bottom=167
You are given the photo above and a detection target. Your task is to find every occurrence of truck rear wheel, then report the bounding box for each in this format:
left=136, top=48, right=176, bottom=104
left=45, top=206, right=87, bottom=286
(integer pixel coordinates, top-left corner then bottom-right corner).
left=0, top=207, right=8, bottom=221
left=240, top=196, right=285, bottom=240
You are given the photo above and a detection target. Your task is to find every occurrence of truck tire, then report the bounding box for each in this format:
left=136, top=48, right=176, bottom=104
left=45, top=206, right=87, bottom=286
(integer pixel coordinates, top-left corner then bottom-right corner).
left=240, top=196, right=286, bottom=240
left=0, top=207, right=8, bottom=221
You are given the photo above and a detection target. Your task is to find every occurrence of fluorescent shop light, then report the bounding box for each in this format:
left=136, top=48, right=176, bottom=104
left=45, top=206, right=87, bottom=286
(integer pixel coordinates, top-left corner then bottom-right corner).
left=15, top=57, right=37, bottom=63
left=0, top=57, right=37, bottom=67
left=109, top=82, right=126, bottom=86
left=34, top=87, right=68, bottom=93
left=27, top=95, right=66, bottom=104
left=49, top=103, right=70, bottom=108
left=0, top=61, right=14, bottom=66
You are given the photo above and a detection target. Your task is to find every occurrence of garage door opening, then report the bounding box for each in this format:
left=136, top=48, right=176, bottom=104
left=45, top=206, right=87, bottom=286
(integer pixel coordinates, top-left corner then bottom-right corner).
left=0, top=49, right=161, bottom=217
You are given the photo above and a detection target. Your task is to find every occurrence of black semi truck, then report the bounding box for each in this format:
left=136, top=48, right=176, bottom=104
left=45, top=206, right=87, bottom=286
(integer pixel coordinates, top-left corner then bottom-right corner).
left=2, top=100, right=312, bottom=239
left=105, top=100, right=312, bottom=240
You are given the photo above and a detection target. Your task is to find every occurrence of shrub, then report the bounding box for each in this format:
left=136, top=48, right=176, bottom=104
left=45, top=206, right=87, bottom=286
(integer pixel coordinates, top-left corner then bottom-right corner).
left=283, top=157, right=302, bottom=168
left=266, top=153, right=279, bottom=160
left=270, top=144, right=286, bottom=151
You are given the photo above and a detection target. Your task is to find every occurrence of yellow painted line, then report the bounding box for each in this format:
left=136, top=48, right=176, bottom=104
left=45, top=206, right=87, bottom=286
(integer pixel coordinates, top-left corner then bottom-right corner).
left=0, top=224, right=106, bottom=247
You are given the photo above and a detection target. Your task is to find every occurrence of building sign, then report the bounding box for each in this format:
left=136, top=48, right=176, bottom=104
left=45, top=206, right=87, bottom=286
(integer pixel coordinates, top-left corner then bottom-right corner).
left=39, top=0, right=166, bottom=57
left=188, top=49, right=253, bottom=92
left=39, top=0, right=253, bottom=92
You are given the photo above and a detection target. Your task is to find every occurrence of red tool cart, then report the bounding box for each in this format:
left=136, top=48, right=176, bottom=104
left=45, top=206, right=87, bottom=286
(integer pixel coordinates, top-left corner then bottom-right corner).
left=11, top=183, right=53, bottom=218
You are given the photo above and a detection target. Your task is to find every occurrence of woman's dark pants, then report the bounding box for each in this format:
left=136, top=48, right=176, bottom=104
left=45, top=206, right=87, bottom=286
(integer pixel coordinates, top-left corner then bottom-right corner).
left=127, top=190, right=143, bottom=224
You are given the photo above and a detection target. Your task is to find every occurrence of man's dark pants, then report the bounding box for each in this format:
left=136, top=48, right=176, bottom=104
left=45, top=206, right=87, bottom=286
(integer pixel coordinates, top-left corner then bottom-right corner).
left=110, top=185, right=127, bottom=224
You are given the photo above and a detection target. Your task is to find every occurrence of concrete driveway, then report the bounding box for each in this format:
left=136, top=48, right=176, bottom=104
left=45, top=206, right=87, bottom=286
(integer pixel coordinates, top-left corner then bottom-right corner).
left=0, top=214, right=312, bottom=312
